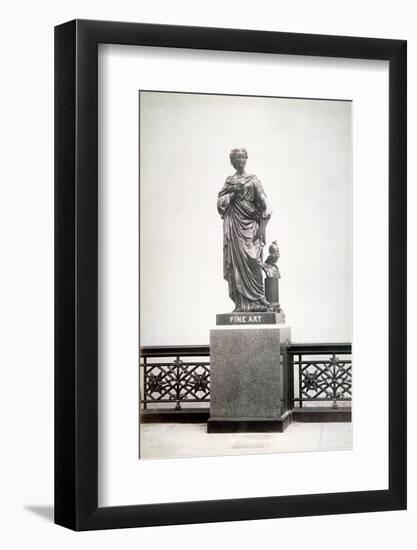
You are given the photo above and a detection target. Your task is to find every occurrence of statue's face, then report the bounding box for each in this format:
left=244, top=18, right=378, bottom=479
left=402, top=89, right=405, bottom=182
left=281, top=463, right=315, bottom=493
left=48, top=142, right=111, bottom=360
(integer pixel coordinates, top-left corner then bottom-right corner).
left=232, top=151, right=247, bottom=170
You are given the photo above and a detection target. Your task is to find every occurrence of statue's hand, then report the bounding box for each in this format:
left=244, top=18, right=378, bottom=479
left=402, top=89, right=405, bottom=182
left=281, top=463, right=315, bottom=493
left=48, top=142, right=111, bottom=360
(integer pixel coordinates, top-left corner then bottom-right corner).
left=229, top=183, right=241, bottom=200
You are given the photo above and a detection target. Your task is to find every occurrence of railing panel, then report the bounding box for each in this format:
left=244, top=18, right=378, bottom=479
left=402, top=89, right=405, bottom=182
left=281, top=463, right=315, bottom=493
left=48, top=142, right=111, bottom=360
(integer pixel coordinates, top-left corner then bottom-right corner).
left=140, top=350, right=210, bottom=410
left=291, top=352, right=352, bottom=409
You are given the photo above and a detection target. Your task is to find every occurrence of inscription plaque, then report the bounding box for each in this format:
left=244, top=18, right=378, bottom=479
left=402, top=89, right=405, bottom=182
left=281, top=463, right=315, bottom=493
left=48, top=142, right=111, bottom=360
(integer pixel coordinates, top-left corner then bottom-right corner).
left=216, top=312, right=285, bottom=325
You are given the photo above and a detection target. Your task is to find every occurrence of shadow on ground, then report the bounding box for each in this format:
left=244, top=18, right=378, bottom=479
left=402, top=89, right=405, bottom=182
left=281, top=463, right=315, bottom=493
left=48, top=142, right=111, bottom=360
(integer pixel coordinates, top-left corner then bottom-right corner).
left=24, top=505, right=54, bottom=523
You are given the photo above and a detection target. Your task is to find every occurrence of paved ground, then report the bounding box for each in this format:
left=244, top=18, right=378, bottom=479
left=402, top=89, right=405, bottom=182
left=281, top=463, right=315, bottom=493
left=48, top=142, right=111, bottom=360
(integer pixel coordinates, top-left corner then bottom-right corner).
left=140, top=422, right=352, bottom=459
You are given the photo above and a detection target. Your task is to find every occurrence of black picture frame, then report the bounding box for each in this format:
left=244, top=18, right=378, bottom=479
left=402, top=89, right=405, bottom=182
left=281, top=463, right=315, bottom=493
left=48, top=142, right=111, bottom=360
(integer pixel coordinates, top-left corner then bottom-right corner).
left=55, top=19, right=407, bottom=531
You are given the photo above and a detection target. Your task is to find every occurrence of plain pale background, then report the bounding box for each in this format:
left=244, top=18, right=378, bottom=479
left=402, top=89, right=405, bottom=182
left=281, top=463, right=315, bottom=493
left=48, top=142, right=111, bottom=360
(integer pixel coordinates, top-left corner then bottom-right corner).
left=140, top=92, right=352, bottom=344
left=0, top=0, right=414, bottom=548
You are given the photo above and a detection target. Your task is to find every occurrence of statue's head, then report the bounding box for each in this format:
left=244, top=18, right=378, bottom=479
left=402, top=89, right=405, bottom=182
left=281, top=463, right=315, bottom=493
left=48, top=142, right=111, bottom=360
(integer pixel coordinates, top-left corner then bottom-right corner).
left=229, top=148, right=248, bottom=170
left=266, top=241, right=280, bottom=264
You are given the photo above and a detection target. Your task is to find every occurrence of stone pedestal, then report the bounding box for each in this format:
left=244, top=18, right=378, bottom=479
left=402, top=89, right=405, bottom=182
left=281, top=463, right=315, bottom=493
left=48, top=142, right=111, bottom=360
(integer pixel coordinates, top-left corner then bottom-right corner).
left=207, top=324, right=291, bottom=433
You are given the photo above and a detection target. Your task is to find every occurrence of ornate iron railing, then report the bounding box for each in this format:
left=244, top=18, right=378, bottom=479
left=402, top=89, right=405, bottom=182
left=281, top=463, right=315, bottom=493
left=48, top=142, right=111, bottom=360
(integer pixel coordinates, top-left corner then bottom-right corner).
left=287, top=343, right=352, bottom=409
left=140, top=343, right=351, bottom=410
left=140, top=346, right=210, bottom=410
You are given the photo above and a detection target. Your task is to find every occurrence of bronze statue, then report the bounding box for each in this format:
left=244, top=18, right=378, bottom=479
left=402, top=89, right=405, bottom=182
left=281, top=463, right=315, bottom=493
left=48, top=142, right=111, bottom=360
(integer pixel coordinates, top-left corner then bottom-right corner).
left=217, top=148, right=272, bottom=312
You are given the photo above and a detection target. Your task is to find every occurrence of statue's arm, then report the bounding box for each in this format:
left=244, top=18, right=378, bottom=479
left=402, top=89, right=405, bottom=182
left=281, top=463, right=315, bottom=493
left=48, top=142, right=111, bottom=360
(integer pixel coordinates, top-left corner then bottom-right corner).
left=217, top=179, right=234, bottom=218
left=254, top=178, right=272, bottom=219
left=217, top=195, right=230, bottom=218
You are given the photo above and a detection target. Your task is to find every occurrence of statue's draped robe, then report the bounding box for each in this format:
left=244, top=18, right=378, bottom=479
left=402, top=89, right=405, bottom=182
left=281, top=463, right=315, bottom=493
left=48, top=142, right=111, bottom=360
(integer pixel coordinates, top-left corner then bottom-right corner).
left=217, top=174, right=267, bottom=311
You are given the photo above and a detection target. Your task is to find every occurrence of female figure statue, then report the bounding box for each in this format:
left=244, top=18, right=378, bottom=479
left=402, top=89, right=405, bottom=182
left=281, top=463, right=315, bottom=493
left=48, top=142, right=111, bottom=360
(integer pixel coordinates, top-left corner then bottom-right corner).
left=217, top=148, right=272, bottom=312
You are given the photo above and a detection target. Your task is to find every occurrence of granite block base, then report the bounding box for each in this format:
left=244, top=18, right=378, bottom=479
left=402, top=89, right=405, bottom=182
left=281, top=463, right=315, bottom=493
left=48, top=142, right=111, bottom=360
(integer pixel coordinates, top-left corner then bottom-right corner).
left=208, top=325, right=291, bottom=433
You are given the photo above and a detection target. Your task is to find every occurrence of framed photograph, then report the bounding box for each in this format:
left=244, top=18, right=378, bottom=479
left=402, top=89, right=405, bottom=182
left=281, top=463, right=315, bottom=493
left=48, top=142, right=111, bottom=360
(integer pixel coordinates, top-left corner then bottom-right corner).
left=55, top=20, right=406, bottom=530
